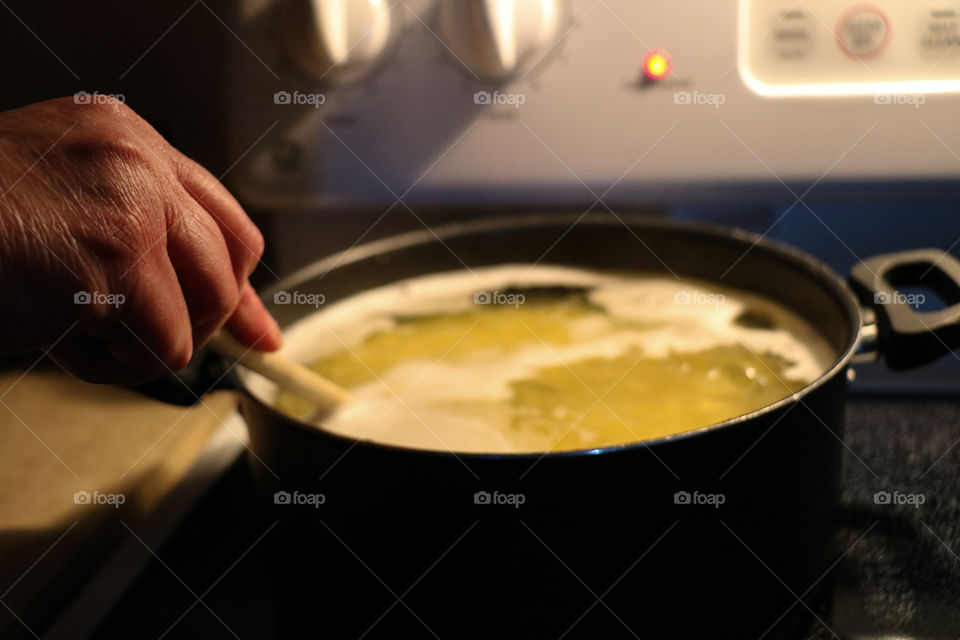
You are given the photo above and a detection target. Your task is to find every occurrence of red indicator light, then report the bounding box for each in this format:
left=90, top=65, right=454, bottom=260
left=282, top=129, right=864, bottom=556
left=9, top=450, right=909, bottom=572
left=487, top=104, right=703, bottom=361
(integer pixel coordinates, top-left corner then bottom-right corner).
left=642, top=49, right=672, bottom=80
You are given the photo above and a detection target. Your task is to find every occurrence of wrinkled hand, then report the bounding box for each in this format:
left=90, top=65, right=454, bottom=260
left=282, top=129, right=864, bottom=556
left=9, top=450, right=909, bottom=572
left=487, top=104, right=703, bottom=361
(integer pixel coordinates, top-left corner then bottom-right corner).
left=0, top=97, right=282, bottom=384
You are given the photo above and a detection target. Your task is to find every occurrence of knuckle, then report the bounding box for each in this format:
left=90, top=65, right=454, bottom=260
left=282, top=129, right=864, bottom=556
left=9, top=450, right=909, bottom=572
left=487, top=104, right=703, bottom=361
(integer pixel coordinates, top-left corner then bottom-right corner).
left=54, top=94, right=133, bottom=119
left=224, top=217, right=264, bottom=276
left=222, top=223, right=263, bottom=280
left=247, top=224, right=265, bottom=259
left=204, top=280, right=241, bottom=327
left=62, top=132, right=152, bottom=173
left=151, top=330, right=193, bottom=372
left=208, top=209, right=263, bottom=271
left=74, top=95, right=138, bottom=124
left=167, top=344, right=193, bottom=372
left=242, top=225, right=265, bottom=268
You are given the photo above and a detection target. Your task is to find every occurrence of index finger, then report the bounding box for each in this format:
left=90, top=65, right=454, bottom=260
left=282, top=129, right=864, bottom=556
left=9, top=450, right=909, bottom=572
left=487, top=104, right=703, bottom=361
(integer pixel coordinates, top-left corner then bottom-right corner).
left=171, top=152, right=266, bottom=283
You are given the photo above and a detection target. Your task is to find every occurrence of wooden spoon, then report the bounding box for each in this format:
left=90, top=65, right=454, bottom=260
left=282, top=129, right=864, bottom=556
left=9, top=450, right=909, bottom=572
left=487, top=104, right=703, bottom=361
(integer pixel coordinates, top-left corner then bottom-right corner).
left=208, top=329, right=349, bottom=412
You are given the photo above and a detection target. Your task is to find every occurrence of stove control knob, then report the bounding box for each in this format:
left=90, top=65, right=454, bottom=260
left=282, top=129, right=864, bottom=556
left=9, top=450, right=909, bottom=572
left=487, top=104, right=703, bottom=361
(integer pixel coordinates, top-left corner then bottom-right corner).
left=438, top=0, right=561, bottom=81
left=282, top=0, right=397, bottom=83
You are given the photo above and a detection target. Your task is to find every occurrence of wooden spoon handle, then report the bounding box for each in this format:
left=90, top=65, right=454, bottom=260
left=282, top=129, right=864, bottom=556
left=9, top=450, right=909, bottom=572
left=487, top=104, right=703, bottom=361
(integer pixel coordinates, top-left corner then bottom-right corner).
left=208, top=330, right=349, bottom=411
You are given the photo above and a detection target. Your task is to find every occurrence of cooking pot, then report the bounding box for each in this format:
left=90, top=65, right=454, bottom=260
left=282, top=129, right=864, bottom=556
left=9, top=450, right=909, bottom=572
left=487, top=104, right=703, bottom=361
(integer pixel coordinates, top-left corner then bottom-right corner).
left=232, top=215, right=960, bottom=639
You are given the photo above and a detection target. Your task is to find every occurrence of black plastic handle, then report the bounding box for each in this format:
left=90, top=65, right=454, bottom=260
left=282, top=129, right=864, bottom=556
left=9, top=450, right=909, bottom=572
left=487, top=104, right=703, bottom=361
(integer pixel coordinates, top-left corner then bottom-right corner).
left=850, top=249, right=960, bottom=370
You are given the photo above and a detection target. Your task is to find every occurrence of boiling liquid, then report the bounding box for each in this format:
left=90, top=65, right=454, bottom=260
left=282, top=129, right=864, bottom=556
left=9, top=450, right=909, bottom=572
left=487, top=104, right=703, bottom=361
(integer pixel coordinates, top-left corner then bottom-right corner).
left=274, top=266, right=835, bottom=453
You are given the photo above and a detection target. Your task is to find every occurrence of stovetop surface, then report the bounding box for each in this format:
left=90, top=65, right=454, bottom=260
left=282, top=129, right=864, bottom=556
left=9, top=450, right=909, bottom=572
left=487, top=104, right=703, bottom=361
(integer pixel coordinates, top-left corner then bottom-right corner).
left=808, top=396, right=960, bottom=640
left=92, top=395, right=960, bottom=639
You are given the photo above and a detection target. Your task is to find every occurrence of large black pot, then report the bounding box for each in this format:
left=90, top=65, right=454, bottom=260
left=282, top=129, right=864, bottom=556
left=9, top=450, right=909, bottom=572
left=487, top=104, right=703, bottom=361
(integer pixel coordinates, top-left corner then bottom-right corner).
left=235, top=215, right=960, bottom=639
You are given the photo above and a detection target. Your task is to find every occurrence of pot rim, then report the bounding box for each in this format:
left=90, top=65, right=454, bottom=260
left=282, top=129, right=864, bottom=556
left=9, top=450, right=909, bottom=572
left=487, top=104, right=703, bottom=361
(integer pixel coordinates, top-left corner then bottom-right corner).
left=240, top=213, right=864, bottom=459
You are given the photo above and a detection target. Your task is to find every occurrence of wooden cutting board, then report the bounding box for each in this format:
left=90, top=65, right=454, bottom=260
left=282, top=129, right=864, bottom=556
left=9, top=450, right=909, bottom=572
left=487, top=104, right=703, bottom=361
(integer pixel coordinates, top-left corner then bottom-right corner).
left=0, top=360, right=244, bottom=639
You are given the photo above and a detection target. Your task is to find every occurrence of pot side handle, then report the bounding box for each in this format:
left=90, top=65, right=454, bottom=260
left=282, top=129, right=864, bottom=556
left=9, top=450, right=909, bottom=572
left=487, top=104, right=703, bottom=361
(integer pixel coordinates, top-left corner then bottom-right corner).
left=849, top=249, right=960, bottom=370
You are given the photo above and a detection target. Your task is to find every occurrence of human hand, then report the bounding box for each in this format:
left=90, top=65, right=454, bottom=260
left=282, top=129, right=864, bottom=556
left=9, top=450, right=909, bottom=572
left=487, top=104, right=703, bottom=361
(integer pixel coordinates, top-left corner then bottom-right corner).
left=0, top=97, right=281, bottom=384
